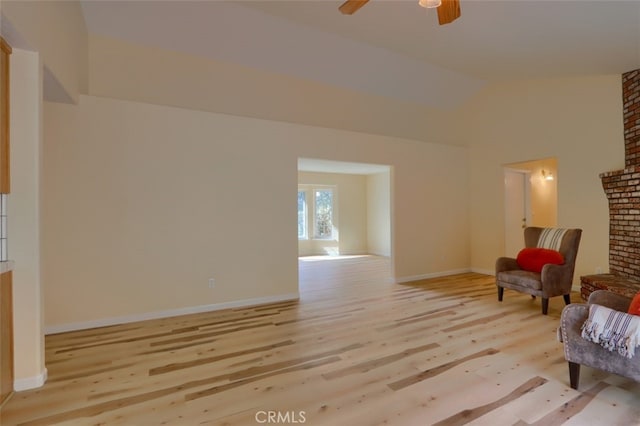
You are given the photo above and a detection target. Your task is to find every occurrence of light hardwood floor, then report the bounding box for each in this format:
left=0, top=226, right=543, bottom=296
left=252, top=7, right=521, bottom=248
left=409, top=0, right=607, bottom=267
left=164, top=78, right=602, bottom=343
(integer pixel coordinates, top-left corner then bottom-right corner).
left=2, top=255, right=640, bottom=425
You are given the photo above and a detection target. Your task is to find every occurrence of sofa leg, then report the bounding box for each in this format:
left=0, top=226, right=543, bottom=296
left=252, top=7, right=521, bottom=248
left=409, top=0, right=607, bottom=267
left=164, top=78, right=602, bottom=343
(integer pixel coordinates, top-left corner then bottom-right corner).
left=542, top=298, right=549, bottom=315
left=498, top=286, right=504, bottom=302
left=569, top=361, right=580, bottom=390
left=563, top=294, right=571, bottom=305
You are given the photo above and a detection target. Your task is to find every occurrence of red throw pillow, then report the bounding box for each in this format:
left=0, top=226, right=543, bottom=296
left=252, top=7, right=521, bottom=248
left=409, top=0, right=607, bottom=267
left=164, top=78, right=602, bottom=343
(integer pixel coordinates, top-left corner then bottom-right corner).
left=516, top=248, right=565, bottom=273
left=628, top=292, right=640, bottom=316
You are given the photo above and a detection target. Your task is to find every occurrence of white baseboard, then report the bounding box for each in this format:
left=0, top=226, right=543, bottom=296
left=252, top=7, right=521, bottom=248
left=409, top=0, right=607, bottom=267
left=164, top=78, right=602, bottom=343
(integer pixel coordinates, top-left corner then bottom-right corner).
left=470, top=267, right=495, bottom=276
left=44, top=293, right=300, bottom=335
left=14, top=368, right=48, bottom=391
left=395, top=268, right=471, bottom=284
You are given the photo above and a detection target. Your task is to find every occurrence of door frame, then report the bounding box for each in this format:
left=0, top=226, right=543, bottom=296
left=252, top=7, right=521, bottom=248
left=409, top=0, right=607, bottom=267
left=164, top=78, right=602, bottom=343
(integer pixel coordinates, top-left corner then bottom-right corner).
left=504, top=168, right=532, bottom=256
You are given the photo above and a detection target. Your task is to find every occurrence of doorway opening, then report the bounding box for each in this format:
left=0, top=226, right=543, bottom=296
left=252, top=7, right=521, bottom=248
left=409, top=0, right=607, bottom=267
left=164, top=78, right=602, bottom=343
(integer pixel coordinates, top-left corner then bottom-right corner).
left=297, top=157, right=393, bottom=287
left=503, top=157, right=558, bottom=257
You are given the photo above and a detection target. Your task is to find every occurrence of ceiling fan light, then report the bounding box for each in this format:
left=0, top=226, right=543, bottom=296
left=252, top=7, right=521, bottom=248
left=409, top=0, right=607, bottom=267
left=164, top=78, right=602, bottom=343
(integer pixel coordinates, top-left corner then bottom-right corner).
left=418, top=0, right=442, bottom=9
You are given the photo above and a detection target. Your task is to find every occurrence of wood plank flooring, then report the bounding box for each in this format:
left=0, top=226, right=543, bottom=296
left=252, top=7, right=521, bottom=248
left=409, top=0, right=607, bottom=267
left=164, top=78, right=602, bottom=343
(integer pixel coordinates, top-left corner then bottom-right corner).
left=2, top=255, right=640, bottom=425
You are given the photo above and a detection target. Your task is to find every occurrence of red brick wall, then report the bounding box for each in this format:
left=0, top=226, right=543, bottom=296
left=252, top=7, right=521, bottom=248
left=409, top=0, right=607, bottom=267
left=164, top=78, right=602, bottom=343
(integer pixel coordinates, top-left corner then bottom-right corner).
left=601, top=167, right=640, bottom=279
left=601, top=70, right=640, bottom=281
left=624, top=70, right=640, bottom=168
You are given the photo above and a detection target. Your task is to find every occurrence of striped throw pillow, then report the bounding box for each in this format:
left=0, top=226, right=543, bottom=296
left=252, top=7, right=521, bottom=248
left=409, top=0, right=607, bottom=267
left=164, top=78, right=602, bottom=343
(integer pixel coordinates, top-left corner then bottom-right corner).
left=537, top=228, right=567, bottom=251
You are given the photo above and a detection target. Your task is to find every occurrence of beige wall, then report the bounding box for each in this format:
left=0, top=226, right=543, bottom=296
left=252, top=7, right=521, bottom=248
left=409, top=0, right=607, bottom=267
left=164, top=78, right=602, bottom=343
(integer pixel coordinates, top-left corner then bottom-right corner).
left=9, top=49, right=46, bottom=389
left=43, top=96, right=299, bottom=330
left=43, top=95, right=470, bottom=330
left=528, top=162, right=558, bottom=228
left=297, top=172, right=368, bottom=256
left=367, top=171, right=391, bottom=257
left=2, top=0, right=87, bottom=103
left=463, top=75, right=624, bottom=281
left=88, top=34, right=459, bottom=145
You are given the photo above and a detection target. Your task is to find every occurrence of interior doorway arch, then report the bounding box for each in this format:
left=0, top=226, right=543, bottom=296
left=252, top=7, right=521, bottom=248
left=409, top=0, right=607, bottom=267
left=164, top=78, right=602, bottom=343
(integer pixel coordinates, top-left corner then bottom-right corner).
left=503, top=157, right=558, bottom=256
left=504, top=168, right=531, bottom=257
left=297, top=157, right=394, bottom=284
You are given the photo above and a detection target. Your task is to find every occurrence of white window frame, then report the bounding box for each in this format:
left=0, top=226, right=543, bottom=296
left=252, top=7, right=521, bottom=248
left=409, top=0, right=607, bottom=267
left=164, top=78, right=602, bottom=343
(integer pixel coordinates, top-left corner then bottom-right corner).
left=298, top=185, right=336, bottom=241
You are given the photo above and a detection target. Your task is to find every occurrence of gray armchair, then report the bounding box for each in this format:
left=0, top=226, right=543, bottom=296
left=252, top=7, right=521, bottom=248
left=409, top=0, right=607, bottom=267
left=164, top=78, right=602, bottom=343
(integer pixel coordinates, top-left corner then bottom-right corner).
left=559, top=290, right=640, bottom=389
left=496, top=227, right=582, bottom=315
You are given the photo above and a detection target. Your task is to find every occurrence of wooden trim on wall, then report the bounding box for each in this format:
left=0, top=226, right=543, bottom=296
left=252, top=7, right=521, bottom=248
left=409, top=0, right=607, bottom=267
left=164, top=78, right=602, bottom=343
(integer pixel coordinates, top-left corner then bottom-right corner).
left=0, top=36, right=11, bottom=194
left=0, top=271, right=13, bottom=407
left=0, top=37, right=12, bottom=194
left=0, top=39, right=11, bottom=55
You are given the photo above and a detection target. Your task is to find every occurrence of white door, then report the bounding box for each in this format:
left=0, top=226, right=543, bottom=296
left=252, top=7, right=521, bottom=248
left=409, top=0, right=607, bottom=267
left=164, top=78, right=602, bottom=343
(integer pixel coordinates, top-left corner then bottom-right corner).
left=504, top=170, right=530, bottom=257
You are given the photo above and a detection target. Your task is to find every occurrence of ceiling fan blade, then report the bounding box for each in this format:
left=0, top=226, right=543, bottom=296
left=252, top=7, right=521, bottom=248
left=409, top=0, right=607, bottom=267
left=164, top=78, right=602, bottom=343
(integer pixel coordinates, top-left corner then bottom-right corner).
left=339, top=0, right=370, bottom=15
left=437, top=0, right=461, bottom=25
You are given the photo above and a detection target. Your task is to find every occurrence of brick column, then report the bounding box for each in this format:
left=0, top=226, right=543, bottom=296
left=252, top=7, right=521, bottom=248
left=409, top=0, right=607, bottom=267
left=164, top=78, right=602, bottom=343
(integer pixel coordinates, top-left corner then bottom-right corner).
left=601, top=167, right=640, bottom=280
left=623, top=70, right=640, bottom=168
left=599, top=70, right=640, bottom=282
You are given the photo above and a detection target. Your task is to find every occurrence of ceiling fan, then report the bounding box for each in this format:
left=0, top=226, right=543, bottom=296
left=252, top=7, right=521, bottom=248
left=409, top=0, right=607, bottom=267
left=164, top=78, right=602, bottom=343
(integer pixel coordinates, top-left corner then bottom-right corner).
left=339, top=0, right=461, bottom=25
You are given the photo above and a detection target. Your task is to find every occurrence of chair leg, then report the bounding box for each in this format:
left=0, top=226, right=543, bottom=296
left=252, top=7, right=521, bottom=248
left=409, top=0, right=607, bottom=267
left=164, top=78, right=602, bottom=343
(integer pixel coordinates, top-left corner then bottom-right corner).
left=569, top=361, right=580, bottom=390
left=563, top=294, right=571, bottom=305
left=542, top=298, right=549, bottom=315
left=498, top=286, right=504, bottom=302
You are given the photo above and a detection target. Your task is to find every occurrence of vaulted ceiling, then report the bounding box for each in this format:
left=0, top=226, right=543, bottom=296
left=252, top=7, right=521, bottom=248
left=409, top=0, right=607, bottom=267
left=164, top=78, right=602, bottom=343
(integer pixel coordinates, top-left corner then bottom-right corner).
left=81, top=0, right=640, bottom=110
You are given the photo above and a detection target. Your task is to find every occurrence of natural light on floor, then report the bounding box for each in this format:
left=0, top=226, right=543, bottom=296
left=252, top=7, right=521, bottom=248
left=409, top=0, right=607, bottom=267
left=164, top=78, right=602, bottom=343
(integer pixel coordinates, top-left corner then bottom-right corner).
left=298, top=254, right=375, bottom=262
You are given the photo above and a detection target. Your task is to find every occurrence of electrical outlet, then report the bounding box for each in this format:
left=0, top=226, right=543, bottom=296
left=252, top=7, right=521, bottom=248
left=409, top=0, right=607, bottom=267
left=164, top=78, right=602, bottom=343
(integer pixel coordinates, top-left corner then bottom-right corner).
left=596, top=267, right=602, bottom=274
left=208, top=278, right=215, bottom=288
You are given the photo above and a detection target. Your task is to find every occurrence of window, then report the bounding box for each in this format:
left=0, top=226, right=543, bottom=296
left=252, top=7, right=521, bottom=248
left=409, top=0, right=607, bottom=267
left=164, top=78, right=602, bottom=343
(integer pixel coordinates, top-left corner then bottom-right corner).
left=314, top=189, right=333, bottom=239
left=298, top=186, right=335, bottom=240
left=297, top=190, right=307, bottom=239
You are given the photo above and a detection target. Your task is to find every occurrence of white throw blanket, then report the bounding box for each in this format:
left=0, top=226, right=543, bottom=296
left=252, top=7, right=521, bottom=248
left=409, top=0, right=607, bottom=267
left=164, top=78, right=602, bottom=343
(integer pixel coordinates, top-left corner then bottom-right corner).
left=581, top=304, right=640, bottom=359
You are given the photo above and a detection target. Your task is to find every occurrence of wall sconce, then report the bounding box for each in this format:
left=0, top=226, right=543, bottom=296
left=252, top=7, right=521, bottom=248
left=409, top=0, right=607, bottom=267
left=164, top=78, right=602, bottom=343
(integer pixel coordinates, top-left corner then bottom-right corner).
left=418, top=0, right=442, bottom=8
left=541, top=170, right=554, bottom=181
